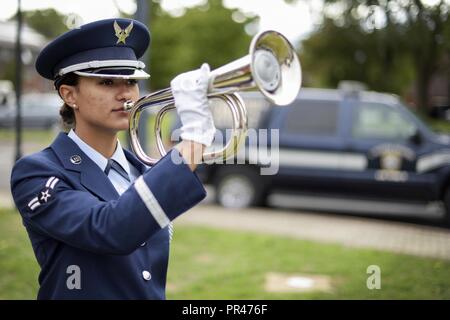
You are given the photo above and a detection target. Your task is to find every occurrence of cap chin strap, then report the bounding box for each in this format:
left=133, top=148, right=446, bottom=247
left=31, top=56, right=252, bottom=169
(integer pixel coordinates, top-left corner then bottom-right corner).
left=57, top=60, right=146, bottom=77
left=74, top=69, right=150, bottom=80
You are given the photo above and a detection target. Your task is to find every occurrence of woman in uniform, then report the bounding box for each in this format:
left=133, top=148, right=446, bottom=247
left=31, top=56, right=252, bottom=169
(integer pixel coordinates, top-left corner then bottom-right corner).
left=10, top=18, right=215, bottom=299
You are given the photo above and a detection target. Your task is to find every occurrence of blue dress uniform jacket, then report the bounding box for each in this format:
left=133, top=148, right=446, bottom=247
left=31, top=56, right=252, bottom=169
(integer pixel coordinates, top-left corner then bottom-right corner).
left=10, top=132, right=206, bottom=299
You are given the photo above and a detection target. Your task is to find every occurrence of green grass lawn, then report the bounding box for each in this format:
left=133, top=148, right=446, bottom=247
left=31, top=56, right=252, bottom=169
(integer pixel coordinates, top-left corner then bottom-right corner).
left=0, top=209, right=40, bottom=299
left=1, top=208, right=449, bottom=300
left=0, top=128, right=58, bottom=145
left=167, top=225, right=450, bottom=300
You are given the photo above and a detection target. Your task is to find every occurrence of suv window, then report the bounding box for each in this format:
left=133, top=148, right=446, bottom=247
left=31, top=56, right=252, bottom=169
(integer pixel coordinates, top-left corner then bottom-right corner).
left=352, top=102, right=416, bottom=140
left=284, top=100, right=339, bottom=136
left=210, top=95, right=270, bottom=129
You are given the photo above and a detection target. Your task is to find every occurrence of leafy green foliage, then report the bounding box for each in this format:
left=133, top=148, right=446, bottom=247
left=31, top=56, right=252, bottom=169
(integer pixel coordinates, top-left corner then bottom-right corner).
left=301, top=18, right=415, bottom=94
left=22, top=9, right=69, bottom=39
left=147, top=0, right=252, bottom=90
left=298, top=0, right=450, bottom=111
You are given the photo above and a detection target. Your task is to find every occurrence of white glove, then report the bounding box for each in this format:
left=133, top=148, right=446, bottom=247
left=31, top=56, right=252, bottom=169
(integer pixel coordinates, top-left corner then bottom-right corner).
left=171, top=63, right=216, bottom=147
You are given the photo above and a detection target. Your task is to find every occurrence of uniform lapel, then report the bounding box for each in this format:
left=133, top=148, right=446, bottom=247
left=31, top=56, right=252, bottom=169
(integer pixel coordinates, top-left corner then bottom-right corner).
left=50, top=132, right=119, bottom=201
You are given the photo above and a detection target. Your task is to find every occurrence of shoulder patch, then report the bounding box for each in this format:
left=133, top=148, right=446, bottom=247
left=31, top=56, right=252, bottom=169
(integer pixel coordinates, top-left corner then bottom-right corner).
left=28, top=176, right=60, bottom=211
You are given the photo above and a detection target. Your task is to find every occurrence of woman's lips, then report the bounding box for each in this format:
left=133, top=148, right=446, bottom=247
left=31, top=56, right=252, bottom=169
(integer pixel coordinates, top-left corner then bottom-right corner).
left=112, top=108, right=129, bottom=116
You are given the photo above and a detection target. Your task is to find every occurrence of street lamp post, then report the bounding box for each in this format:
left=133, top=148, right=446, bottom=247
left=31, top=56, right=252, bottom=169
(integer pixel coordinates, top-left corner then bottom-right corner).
left=14, top=0, right=23, bottom=161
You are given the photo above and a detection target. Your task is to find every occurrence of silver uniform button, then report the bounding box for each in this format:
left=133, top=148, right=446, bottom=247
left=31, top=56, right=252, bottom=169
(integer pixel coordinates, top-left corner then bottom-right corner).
left=140, top=242, right=146, bottom=247
left=142, top=270, right=151, bottom=281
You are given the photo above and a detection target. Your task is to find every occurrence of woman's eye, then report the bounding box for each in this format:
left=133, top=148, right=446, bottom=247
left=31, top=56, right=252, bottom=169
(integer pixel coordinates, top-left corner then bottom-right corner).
left=127, top=79, right=138, bottom=86
left=100, top=79, right=114, bottom=86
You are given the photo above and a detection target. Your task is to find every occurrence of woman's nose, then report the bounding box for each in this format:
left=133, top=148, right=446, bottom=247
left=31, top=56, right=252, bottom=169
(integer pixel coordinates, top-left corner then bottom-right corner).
left=116, top=82, right=135, bottom=101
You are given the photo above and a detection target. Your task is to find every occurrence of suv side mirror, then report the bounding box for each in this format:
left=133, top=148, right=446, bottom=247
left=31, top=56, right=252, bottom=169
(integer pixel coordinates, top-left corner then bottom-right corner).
left=409, top=129, right=422, bottom=145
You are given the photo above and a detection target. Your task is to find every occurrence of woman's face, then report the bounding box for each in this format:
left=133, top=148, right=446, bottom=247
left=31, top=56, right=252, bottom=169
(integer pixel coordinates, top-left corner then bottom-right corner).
left=72, top=77, right=139, bottom=133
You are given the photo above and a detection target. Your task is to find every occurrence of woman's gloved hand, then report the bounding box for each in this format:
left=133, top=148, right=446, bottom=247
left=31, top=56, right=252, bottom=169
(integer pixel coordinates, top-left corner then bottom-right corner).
left=170, top=63, right=216, bottom=147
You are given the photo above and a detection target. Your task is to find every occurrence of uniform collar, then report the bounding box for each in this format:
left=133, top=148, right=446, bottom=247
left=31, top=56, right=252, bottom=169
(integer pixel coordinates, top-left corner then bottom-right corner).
left=50, top=132, right=148, bottom=201
left=67, top=129, right=131, bottom=176
left=50, top=132, right=117, bottom=200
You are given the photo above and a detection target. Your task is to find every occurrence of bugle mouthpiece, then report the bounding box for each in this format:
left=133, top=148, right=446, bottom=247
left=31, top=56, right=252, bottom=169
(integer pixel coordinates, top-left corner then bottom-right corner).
left=123, top=100, right=135, bottom=111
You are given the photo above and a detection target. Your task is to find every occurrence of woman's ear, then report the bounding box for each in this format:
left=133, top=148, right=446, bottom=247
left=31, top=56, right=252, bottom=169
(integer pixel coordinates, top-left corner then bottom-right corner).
left=59, top=84, right=77, bottom=108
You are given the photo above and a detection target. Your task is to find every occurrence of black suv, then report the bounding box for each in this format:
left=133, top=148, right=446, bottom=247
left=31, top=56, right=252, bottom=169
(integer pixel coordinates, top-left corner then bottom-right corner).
left=194, top=87, right=450, bottom=224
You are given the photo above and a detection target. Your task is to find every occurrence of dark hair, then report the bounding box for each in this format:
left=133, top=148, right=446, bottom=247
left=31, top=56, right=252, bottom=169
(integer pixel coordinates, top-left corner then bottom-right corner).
left=54, top=73, right=79, bottom=130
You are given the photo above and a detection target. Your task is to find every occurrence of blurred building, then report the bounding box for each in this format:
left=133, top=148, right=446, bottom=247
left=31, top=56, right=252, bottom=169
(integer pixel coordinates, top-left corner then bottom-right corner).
left=0, top=20, right=50, bottom=92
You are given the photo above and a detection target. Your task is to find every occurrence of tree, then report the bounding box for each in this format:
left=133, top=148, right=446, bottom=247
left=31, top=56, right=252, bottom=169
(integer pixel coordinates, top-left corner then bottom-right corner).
left=22, top=9, right=69, bottom=39
left=300, top=16, right=414, bottom=95
left=296, top=0, right=449, bottom=112
left=2, top=9, right=69, bottom=84
left=147, top=0, right=252, bottom=90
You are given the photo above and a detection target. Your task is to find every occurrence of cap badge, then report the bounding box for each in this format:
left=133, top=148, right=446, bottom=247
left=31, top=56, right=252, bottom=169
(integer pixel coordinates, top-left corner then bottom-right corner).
left=114, top=20, right=133, bottom=45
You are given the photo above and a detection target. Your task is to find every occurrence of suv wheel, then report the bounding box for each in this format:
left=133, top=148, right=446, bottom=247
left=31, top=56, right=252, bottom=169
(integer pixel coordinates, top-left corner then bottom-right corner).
left=214, top=166, right=267, bottom=208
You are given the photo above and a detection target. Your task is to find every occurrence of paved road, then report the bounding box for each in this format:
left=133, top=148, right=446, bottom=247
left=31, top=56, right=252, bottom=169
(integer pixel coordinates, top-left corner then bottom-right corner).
left=176, top=203, right=450, bottom=260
